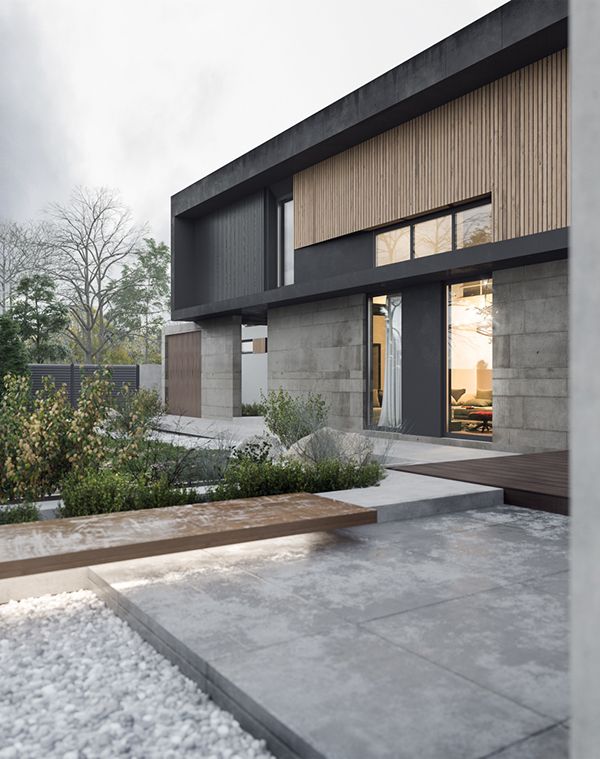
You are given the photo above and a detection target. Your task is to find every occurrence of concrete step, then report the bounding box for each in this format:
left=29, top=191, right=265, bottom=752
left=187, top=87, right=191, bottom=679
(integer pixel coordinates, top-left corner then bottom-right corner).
left=319, top=469, right=504, bottom=522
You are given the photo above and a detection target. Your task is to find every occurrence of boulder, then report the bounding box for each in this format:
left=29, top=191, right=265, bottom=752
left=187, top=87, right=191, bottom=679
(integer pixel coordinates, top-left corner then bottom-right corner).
left=286, top=427, right=374, bottom=466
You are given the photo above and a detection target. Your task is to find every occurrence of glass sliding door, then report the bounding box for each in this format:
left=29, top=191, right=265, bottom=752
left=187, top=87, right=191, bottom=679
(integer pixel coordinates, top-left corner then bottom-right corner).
left=370, top=294, right=402, bottom=429
left=447, top=278, right=493, bottom=437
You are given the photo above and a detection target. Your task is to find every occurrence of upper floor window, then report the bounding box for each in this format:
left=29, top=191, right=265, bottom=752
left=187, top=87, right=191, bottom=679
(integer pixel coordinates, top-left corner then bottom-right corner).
left=375, top=200, right=492, bottom=266
left=278, top=199, right=294, bottom=286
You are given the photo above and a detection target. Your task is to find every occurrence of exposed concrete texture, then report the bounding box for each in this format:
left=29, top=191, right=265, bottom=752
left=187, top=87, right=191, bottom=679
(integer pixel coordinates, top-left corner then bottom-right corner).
left=320, top=470, right=503, bottom=522
left=139, top=363, right=162, bottom=395
left=90, top=505, right=568, bottom=759
left=493, top=259, right=568, bottom=452
left=267, top=294, right=366, bottom=431
left=200, top=316, right=242, bottom=418
left=571, top=0, right=600, bottom=755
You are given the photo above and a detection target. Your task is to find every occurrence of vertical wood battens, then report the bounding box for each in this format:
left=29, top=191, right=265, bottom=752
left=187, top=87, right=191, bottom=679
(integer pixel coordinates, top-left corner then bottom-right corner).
left=294, top=50, right=569, bottom=248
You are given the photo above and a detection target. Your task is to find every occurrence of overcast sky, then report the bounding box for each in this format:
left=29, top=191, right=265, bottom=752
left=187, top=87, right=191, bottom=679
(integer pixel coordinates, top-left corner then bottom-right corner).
left=0, top=0, right=505, bottom=244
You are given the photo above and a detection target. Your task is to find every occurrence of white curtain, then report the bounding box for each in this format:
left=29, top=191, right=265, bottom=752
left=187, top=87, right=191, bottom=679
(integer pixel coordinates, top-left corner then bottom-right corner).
left=379, top=294, right=402, bottom=428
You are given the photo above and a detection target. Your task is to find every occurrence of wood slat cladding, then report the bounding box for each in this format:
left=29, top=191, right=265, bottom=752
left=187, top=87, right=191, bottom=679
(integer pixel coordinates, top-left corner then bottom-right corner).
left=294, top=50, right=569, bottom=248
left=165, top=331, right=201, bottom=417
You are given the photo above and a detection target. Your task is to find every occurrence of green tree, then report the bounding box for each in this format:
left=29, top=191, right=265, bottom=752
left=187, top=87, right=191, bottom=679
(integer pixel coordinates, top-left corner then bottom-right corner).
left=10, top=274, right=69, bottom=362
left=113, top=238, right=170, bottom=363
left=0, top=314, right=29, bottom=395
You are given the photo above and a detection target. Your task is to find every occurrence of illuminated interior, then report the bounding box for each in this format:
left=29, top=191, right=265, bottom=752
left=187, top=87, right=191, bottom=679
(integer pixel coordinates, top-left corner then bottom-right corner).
left=447, top=278, right=493, bottom=437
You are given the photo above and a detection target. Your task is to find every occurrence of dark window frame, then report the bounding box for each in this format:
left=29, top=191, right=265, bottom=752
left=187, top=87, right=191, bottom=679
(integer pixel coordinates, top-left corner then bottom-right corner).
left=372, top=195, right=492, bottom=267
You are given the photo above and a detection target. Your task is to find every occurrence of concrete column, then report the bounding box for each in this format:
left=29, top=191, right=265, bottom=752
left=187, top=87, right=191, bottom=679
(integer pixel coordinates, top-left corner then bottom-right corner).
left=267, top=295, right=366, bottom=431
left=200, top=316, right=242, bottom=418
left=571, top=1, right=600, bottom=754
left=493, top=260, right=568, bottom=452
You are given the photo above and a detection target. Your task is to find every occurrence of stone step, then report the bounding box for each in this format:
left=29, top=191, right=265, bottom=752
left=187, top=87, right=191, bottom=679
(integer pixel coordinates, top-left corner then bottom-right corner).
left=319, top=469, right=504, bottom=522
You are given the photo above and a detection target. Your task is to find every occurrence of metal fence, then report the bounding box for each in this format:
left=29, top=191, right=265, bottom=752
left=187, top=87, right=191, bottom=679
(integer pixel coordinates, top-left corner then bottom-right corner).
left=28, top=364, right=139, bottom=405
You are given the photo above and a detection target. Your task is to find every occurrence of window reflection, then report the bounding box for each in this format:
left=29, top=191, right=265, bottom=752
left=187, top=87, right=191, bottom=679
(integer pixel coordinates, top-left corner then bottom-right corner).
left=375, top=227, right=410, bottom=266
left=456, top=203, right=492, bottom=249
left=414, top=215, right=452, bottom=257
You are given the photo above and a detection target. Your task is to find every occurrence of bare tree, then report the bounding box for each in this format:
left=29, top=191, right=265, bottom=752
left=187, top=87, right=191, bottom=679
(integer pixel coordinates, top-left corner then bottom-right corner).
left=47, top=186, right=146, bottom=363
left=0, top=220, right=52, bottom=314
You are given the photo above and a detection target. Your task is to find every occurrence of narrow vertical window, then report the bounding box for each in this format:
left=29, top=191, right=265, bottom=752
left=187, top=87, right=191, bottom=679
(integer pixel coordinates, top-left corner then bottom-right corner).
left=447, top=278, right=493, bottom=437
left=278, top=199, right=294, bottom=286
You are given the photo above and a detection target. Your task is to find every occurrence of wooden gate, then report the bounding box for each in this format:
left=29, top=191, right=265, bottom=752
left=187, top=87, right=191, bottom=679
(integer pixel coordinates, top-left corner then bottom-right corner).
left=165, top=331, right=202, bottom=417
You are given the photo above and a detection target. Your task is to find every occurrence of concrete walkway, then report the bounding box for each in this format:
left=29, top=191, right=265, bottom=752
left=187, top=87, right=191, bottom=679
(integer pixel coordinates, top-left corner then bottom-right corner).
left=89, top=505, right=569, bottom=759
left=159, top=414, right=513, bottom=465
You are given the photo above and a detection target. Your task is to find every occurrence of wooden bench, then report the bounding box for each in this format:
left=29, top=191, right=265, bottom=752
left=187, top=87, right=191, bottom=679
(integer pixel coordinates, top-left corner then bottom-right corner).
left=0, top=493, right=377, bottom=580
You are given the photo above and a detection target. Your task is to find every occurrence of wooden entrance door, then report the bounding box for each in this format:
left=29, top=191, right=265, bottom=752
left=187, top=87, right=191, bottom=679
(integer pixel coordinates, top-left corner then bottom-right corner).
left=165, top=331, right=202, bottom=417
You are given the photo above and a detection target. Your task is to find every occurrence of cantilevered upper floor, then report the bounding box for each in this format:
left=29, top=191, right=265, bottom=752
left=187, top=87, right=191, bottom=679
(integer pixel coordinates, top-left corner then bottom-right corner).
left=171, top=0, right=569, bottom=323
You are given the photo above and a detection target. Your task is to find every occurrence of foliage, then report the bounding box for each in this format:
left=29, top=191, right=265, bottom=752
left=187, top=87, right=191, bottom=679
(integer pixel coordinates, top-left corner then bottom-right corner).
left=58, top=469, right=200, bottom=518
left=288, top=427, right=375, bottom=467
left=103, top=386, right=164, bottom=472
left=111, top=238, right=170, bottom=363
left=9, top=274, right=69, bottom=362
left=46, top=186, right=146, bottom=363
left=260, top=388, right=328, bottom=448
left=0, top=370, right=112, bottom=503
left=241, top=401, right=265, bottom=417
left=231, top=435, right=277, bottom=464
left=208, top=458, right=383, bottom=501
left=0, top=315, right=29, bottom=396
left=0, top=220, right=52, bottom=314
left=0, top=502, right=40, bottom=524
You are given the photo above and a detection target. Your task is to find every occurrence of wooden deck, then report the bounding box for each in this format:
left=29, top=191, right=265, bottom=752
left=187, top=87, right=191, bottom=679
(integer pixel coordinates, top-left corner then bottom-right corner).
left=0, top=493, right=376, bottom=580
left=390, top=450, right=568, bottom=515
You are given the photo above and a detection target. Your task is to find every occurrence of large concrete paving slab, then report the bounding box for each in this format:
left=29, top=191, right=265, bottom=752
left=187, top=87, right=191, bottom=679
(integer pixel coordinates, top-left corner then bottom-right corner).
left=89, top=507, right=569, bottom=759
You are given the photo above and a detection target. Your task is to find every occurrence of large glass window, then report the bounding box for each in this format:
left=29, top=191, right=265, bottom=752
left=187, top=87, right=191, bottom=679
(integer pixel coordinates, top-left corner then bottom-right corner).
left=370, top=294, right=402, bottom=429
left=278, top=199, right=294, bottom=286
left=413, top=214, right=452, bottom=258
left=375, top=227, right=410, bottom=266
left=455, top=203, right=492, bottom=249
left=374, top=199, right=491, bottom=267
left=447, top=278, right=493, bottom=437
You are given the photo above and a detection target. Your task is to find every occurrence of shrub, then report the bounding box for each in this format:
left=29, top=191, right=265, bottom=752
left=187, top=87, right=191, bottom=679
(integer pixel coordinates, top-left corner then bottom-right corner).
left=261, top=388, right=328, bottom=448
left=231, top=435, right=279, bottom=464
left=59, top=469, right=201, bottom=518
left=0, top=315, right=29, bottom=398
left=0, top=370, right=112, bottom=503
left=0, top=502, right=39, bottom=524
left=241, top=401, right=265, bottom=417
left=208, top=458, right=383, bottom=501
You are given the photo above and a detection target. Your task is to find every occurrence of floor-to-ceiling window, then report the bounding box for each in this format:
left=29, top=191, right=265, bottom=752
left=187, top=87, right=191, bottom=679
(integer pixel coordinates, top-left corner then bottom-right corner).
left=447, top=278, right=493, bottom=438
left=370, top=294, right=402, bottom=429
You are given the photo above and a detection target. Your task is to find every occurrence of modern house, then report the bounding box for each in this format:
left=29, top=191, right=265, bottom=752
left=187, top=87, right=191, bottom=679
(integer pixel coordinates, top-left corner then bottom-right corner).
left=168, top=0, right=569, bottom=453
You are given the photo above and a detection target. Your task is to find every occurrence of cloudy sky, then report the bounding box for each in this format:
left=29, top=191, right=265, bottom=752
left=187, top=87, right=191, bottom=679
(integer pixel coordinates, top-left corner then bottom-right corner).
left=0, top=0, right=505, bottom=244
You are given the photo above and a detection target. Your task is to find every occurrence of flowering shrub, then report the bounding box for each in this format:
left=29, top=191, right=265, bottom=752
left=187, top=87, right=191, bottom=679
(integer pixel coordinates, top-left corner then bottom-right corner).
left=0, top=370, right=112, bottom=502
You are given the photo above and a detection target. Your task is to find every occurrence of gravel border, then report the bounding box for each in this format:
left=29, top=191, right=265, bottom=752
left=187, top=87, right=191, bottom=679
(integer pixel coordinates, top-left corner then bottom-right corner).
left=0, top=591, right=274, bottom=759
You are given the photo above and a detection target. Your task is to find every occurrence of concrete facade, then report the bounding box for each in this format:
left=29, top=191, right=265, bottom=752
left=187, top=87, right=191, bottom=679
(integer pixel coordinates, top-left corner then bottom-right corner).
left=571, top=0, right=600, bottom=754
left=267, top=294, right=366, bottom=431
left=138, top=363, right=162, bottom=396
left=493, top=260, right=568, bottom=452
left=200, top=316, right=242, bottom=418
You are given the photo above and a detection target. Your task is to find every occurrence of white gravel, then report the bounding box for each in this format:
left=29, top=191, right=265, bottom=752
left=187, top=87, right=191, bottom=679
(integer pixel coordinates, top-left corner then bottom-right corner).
left=0, top=591, right=274, bottom=759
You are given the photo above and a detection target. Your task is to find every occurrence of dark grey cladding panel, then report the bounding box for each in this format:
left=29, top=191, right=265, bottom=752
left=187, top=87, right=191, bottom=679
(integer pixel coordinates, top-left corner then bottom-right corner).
left=172, top=227, right=568, bottom=322
left=294, top=232, right=373, bottom=284
left=401, top=284, right=444, bottom=437
left=173, top=191, right=266, bottom=310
